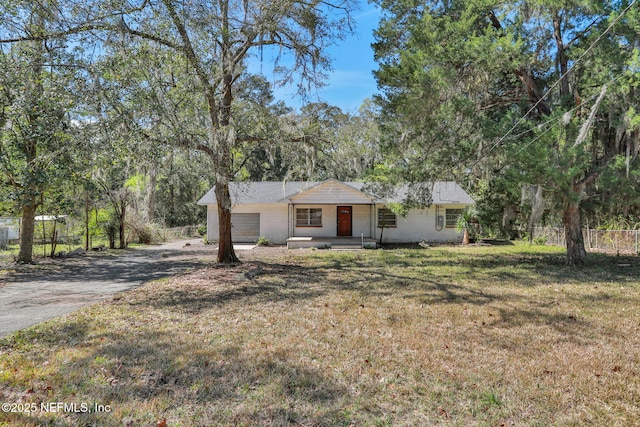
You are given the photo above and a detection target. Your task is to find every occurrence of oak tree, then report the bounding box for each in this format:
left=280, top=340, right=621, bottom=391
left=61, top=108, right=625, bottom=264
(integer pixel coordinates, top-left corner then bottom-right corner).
left=373, top=0, right=640, bottom=266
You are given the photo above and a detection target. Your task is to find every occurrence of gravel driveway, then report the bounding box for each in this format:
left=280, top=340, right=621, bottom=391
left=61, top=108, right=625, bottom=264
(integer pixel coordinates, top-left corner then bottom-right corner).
left=0, top=239, right=217, bottom=338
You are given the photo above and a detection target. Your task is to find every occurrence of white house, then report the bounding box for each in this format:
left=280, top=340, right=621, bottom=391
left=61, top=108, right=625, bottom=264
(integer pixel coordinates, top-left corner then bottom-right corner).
left=0, top=217, right=20, bottom=241
left=197, top=179, right=475, bottom=248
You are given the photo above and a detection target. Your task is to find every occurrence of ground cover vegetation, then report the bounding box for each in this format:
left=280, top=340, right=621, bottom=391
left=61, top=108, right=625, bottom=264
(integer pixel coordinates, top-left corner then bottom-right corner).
left=1, top=244, right=639, bottom=426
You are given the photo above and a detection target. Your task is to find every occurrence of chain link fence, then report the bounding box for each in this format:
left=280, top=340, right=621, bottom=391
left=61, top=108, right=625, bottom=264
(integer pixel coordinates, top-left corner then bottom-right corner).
left=158, top=225, right=202, bottom=241
left=533, top=227, right=640, bottom=254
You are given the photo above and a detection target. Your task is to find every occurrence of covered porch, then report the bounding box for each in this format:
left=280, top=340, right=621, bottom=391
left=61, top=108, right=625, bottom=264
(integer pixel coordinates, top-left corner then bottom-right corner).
left=287, top=236, right=377, bottom=249
left=285, top=180, right=379, bottom=245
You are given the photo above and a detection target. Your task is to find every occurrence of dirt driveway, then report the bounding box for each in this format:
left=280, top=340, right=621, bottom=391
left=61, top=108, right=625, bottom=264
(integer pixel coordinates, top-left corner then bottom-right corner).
left=0, top=239, right=222, bottom=338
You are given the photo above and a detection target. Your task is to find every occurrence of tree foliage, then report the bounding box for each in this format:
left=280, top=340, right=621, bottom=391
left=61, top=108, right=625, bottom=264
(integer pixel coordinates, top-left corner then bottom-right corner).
left=1, top=0, right=360, bottom=263
left=0, top=17, right=80, bottom=262
left=373, top=0, right=640, bottom=266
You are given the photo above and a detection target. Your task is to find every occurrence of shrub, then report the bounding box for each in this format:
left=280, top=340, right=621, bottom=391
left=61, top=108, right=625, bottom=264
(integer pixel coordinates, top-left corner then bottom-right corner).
left=127, top=216, right=162, bottom=244
left=256, top=236, right=270, bottom=246
left=134, top=223, right=155, bottom=244
left=103, top=217, right=119, bottom=249
left=533, top=236, right=547, bottom=246
left=197, top=224, right=207, bottom=236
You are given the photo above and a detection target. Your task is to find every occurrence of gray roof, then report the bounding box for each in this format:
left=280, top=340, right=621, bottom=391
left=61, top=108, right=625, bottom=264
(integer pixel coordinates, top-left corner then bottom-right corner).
left=197, top=180, right=474, bottom=205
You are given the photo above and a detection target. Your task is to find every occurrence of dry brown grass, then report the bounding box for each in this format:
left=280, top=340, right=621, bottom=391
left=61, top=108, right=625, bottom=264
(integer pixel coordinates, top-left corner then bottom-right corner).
left=1, top=243, right=639, bottom=426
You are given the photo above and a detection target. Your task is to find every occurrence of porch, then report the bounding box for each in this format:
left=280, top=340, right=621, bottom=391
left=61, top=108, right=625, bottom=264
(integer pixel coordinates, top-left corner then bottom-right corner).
left=287, top=236, right=377, bottom=249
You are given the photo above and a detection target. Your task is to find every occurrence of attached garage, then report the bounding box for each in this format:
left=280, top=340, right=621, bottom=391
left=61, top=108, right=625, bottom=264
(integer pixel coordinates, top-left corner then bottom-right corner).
left=231, top=213, right=260, bottom=242
left=197, top=180, right=475, bottom=245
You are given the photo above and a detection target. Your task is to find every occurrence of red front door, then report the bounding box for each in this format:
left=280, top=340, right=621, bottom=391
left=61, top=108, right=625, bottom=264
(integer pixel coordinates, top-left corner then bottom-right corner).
left=337, top=206, right=352, bottom=236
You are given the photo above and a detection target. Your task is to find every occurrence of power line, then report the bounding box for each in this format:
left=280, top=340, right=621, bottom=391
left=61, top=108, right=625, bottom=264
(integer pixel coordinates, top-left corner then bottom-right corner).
left=485, top=0, right=638, bottom=156
left=492, top=71, right=626, bottom=175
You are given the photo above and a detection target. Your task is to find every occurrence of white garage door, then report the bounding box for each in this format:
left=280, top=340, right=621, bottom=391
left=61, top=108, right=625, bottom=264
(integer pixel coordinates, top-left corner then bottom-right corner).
left=231, top=213, right=260, bottom=242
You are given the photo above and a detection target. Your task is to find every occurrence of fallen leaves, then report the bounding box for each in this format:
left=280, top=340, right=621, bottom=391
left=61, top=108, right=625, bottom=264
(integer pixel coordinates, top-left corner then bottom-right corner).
left=438, top=406, right=449, bottom=419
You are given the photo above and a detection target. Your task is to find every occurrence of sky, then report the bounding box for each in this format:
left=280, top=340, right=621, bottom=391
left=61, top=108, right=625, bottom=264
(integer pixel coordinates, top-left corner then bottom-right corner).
left=249, top=2, right=382, bottom=114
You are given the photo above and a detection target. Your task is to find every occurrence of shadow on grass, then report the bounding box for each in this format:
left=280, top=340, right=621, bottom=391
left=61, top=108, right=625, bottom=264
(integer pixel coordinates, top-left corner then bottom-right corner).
left=2, top=246, right=635, bottom=425
left=0, top=317, right=350, bottom=426
left=3, top=248, right=209, bottom=285
left=126, top=262, right=339, bottom=315
left=496, top=251, right=638, bottom=283
left=128, top=246, right=639, bottom=321
left=125, top=251, right=608, bottom=343
left=376, top=248, right=640, bottom=286
left=0, top=315, right=90, bottom=351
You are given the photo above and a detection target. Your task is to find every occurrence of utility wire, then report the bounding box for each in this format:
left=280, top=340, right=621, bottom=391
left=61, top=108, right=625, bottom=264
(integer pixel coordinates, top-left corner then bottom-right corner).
left=485, top=0, right=638, bottom=156
left=493, top=72, right=626, bottom=175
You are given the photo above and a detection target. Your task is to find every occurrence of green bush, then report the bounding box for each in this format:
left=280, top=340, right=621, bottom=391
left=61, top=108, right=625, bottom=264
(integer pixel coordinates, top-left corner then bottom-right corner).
left=256, top=236, right=270, bottom=246
left=197, top=224, right=207, bottom=236
left=533, top=236, right=547, bottom=246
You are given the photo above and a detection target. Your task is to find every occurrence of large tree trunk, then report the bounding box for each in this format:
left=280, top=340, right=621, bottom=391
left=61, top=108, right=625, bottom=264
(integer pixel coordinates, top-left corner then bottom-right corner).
left=214, top=15, right=239, bottom=264
left=553, top=13, right=570, bottom=101
left=563, top=189, right=587, bottom=267
left=462, top=228, right=470, bottom=245
left=215, top=180, right=239, bottom=263
left=17, top=204, right=36, bottom=263
left=561, top=85, right=608, bottom=267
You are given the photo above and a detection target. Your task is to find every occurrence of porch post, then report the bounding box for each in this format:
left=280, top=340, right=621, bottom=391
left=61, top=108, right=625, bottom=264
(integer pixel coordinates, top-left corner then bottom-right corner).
left=370, top=204, right=374, bottom=239
left=289, top=203, right=294, bottom=238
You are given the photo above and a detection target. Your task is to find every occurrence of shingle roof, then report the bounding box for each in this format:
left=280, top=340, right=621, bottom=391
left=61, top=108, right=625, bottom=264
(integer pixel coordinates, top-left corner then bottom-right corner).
left=197, top=180, right=474, bottom=205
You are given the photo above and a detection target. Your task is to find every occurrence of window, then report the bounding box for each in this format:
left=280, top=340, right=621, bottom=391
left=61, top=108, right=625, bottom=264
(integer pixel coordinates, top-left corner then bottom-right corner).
left=446, top=208, right=464, bottom=228
left=296, top=208, right=322, bottom=227
left=377, top=208, right=397, bottom=228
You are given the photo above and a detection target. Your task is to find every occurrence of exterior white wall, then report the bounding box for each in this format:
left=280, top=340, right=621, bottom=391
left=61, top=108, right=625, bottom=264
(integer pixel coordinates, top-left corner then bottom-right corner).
left=244, top=203, right=289, bottom=244
left=293, top=205, right=335, bottom=237
left=375, top=204, right=467, bottom=243
left=207, top=203, right=289, bottom=244
left=292, top=204, right=373, bottom=238
left=0, top=218, right=20, bottom=240
left=206, top=202, right=469, bottom=244
left=206, top=205, right=219, bottom=242
left=352, top=205, right=373, bottom=238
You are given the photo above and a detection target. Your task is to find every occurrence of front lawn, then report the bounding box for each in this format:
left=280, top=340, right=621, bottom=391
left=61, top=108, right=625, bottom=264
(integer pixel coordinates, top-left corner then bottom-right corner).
left=1, top=243, right=639, bottom=426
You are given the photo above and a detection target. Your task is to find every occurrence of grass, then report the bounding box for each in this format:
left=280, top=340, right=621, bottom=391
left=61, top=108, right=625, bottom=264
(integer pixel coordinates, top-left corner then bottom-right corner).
left=0, top=241, right=107, bottom=261
left=1, top=243, right=639, bottom=426
left=0, top=239, right=148, bottom=256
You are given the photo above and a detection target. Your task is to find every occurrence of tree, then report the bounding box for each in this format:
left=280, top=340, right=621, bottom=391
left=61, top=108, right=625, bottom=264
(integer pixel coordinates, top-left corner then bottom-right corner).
left=0, top=34, right=77, bottom=263
left=295, top=101, right=382, bottom=181
left=242, top=100, right=382, bottom=182
left=373, top=0, right=640, bottom=266
left=456, top=207, right=477, bottom=245
left=118, top=0, right=357, bottom=262
left=2, top=0, right=358, bottom=263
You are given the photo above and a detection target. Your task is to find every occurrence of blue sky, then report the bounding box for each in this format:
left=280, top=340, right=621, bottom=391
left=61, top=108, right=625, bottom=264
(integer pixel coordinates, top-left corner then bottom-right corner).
left=249, top=2, right=381, bottom=113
